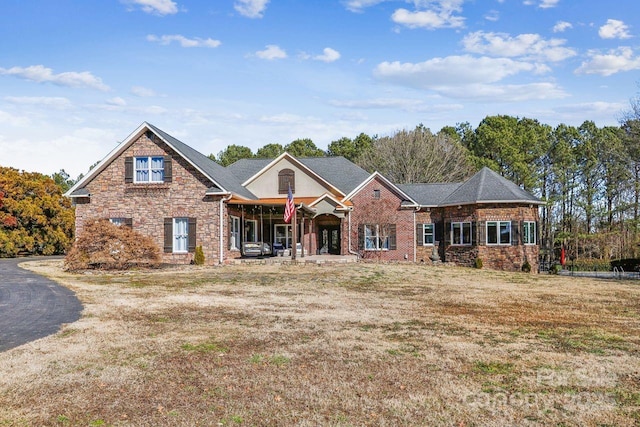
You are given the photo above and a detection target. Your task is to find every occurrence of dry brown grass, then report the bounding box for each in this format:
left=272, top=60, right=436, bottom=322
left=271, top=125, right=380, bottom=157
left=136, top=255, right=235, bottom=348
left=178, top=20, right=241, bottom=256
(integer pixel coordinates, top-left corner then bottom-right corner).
left=1, top=261, right=639, bottom=426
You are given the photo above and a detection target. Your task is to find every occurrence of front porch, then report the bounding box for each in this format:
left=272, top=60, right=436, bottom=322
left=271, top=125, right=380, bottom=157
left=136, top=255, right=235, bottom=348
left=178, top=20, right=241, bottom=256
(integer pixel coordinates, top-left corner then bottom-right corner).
left=227, top=196, right=350, bottom=260
left=227, top=253, right=359, bottom=265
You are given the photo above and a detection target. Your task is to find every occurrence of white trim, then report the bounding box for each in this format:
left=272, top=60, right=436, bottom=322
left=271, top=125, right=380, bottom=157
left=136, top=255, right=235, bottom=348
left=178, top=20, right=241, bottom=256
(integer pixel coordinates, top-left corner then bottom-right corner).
left=422, top=223, right=435, bottom=246
left=309, top=193, right=350, bottom=210
left=523, top=221, right=536, bottom=245
left=230, top=215, right=241, bottom=250
left=241, top=152, right=345, bottom=197
left=450, top=221, right=472, bottom=246
left=486, top=221, right=511, bottom=246
left=342, top=171, right=418, bottom=206
left=173, top=217, right=189, bottom=253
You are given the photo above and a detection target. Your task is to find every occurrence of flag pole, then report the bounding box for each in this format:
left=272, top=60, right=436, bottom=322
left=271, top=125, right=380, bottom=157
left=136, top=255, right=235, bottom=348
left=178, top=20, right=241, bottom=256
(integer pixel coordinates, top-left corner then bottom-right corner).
left=292, top=206, right=297, bottom=260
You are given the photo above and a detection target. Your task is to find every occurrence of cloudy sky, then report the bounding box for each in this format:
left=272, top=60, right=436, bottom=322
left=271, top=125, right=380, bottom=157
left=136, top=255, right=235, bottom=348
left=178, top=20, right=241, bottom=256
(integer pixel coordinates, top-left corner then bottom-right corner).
left=1, top=0, right=639, bottom=177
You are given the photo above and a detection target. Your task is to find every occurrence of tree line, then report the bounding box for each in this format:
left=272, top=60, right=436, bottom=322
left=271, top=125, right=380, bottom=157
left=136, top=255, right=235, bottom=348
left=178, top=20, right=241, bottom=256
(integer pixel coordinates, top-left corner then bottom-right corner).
left=211, top=96, right=640, bottom=261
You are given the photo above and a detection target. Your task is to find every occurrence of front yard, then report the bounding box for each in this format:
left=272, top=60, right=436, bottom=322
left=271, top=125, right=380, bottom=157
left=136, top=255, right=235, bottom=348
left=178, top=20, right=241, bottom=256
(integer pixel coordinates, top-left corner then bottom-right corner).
left=1, top=261, right=639, bottom=426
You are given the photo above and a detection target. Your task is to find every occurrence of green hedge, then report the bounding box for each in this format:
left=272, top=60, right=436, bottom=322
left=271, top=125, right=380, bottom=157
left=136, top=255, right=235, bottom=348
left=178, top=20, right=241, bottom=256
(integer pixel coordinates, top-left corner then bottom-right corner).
left=566, top=259, right=612, bottom=272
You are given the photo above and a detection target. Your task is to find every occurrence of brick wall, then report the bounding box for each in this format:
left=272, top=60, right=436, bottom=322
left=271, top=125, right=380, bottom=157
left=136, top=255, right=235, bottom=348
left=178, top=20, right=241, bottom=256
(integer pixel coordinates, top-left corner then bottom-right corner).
left=74, top=133, right=223, bottom=265
left=349, top=177, right=414, bottom=262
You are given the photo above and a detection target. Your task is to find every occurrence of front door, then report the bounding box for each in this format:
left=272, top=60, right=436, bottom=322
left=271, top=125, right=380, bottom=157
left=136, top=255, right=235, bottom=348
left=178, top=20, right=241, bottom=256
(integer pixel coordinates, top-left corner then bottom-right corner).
left=319, top=226, right=341, bottom=255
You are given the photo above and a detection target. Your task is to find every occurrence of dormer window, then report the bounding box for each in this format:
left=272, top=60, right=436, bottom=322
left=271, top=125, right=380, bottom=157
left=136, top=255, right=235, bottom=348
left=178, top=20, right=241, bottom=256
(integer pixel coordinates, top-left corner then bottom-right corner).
left=278, top=169, right=295, bottom=194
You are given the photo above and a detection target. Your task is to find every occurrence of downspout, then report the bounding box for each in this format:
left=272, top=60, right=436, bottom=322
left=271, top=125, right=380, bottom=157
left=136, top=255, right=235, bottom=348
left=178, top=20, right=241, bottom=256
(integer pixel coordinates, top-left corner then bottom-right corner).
left=413, top=207, right=419, bottom=263
left=219, top=193, right=233, bottom=264
left=347, top=209, right=360, bottom=257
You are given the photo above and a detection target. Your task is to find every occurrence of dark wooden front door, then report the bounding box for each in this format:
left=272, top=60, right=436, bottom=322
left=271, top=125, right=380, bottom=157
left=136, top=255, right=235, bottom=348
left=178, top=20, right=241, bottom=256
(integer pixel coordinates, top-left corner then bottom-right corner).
left=318, top=226, right=341, bottom=255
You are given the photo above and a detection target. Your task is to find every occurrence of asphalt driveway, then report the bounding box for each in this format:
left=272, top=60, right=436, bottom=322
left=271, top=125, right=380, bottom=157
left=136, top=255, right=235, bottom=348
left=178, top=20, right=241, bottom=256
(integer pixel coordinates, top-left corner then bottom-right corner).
left=0, top=257, right=82, bottom=352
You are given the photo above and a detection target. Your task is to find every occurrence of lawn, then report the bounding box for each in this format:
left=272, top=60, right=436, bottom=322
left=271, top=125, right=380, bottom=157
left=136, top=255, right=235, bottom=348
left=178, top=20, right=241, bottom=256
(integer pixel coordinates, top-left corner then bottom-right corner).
left=1, top=260, right=639, bottom=426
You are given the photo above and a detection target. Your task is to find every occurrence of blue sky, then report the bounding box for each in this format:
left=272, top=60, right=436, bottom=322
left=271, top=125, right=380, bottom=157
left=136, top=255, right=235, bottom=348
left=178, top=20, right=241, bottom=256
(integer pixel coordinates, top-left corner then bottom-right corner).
left=1, top=0, right=639, bottom=177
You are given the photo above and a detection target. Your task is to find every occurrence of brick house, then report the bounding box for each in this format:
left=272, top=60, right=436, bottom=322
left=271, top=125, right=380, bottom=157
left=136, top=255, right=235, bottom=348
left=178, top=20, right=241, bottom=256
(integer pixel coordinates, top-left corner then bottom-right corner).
left=66, top=122, right=544, bottom=271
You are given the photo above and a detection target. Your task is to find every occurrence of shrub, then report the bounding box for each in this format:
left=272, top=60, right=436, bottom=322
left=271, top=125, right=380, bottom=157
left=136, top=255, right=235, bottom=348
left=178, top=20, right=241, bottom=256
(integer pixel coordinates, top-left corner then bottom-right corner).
left=549, top=263, right=562, bottom=275
left=474, top=257, right=483, bottom=269
left=64, top=219, right=161, bottom=271
left=521, top=260, right=532, bottom=273
left=194, top=245, right=205, bottom=265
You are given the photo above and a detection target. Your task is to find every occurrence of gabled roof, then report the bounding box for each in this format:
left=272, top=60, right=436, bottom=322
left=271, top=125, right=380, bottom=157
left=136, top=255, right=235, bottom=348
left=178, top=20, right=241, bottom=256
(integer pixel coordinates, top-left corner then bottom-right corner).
left=343, top=171, right=419, bottom=207
left=439, top=167, right=544, bottom=206
left=65, top=122, right=256, bottom=200
left=227, top=154, right=371, bottom=196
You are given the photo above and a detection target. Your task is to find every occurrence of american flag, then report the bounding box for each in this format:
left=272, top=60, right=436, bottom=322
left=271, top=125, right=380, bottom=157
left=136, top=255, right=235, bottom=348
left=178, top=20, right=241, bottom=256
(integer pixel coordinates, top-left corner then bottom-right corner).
left=283, top=184, right=294, bottom=223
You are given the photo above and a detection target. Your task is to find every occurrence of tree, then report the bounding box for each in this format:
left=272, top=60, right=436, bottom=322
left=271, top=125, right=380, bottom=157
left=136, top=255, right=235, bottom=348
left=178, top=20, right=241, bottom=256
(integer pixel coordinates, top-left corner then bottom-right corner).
left=0, top=167, right=75, bottom=257
left=255, top=143, right=285, bottom=158
left=284, top=138, right=325, bottom=157
left=356, top=125, right=473, bottom=184
left=327, top=137, right=356, bottom=160
left=51, top=169, right=76, bottom=193
left=211, top=145, right=254, bottom=166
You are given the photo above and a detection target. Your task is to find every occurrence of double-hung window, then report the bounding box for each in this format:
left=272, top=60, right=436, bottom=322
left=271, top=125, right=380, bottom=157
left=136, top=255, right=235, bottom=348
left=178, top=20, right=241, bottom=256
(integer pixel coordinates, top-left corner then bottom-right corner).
left=365, top=224, right=390, bottom=250
left=230, top=216, right=241, bottom=250
left=487, top=221, right=511, bottom=245
left=523, top=221, right=536, bottom=245
left=451, top=222, right=472, bottom=245
left=173, top=218, right=189, bottom=253
left=422, top=223, right=434, bottom=245
left=135, top=156, right=164, bottom=183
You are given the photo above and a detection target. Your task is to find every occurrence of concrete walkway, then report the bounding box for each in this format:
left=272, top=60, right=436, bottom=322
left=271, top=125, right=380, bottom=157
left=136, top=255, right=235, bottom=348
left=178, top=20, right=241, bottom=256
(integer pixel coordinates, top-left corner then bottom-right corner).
left=0, top=257, right=82, bottom=352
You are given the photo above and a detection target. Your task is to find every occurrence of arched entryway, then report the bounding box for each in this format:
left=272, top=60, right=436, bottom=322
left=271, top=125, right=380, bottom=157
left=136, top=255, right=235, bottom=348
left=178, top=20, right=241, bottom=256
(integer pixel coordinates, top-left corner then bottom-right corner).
left=315, top=214, right=342, bottom=255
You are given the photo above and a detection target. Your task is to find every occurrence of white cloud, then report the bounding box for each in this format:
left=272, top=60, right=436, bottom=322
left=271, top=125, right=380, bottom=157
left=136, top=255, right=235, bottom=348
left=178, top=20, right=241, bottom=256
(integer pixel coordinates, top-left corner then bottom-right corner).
left=146, top=34, right=221, bottom=48
left=484, top=10, right=499, bottom=22
left=391, top=0, right=465, bottom=30
left=599, top=19, right=632, bottom=39
left=0, top=65, right=109, bottom=91
left=131, top=86, right=157, bottom=97
left=4, top=96, right=72, bottom=109
left=123, top=0, right=178, bottom=15
left=330, top=98, right=426, bottom=110
left=106, top=97, right=127, bottom=106
left=0, top=110, right=30, bottom=126
left=575, top=47, right=640, bottom=76
left=553, top=21, right=572, bottom=33
left=343, top=0, right=387, bottom=13
left=255, top=45, right=287, bottom=60
left=313, top=48, right=341, bottom=63
left=539, top=0, right=559, bottom=8
left=462, top=31, right=576, bottom=62
left=374, top=55, right=541, bottom=88
left=436, top=82, right=567, bottom=101
left=234, top=0, right=269, bottom=18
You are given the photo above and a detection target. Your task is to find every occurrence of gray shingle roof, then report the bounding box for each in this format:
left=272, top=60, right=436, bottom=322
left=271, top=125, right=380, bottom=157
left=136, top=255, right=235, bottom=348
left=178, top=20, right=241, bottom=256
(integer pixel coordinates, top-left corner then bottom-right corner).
left=398, top=183, right=462, bottom=206
left=146, top=123, right=257, bottom=199
left=226, top=155, right=371, bottom=195
left=439, top=167, right=543, bottom=206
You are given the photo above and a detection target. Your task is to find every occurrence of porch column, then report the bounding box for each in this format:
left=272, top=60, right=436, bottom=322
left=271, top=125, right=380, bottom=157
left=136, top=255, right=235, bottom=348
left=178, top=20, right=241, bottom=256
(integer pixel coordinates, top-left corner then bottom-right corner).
left=300, top=213, right=305, bottom=258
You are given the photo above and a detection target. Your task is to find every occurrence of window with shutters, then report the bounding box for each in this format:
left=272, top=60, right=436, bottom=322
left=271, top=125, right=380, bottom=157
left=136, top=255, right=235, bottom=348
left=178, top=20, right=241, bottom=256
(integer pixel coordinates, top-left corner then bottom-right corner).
left=364, top=224, right=395, bottom=251
left=523, top=221, right=536, bottom=245
left=486, top=221, right=511, bottom=245
left=135, top=156, right=164, bottom=183
left=451, top=222, right=472, bottom=246
left=173, top=218, right=189, bottom=253
left=278, top=169, right=295, bottom=194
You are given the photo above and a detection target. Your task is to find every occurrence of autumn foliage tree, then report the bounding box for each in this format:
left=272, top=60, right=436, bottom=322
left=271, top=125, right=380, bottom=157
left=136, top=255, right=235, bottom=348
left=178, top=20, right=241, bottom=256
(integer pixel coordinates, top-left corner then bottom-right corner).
left=0, top=166, right=75, bottom=257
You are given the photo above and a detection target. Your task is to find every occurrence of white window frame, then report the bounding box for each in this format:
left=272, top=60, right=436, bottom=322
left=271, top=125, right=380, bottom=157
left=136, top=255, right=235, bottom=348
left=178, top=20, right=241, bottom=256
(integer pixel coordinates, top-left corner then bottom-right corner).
left=245, top=219, right=258, bottom=243
left=486, top=221, right=511, bottom=246
left=173, top=218, right=188, bottom=253
left=365, top=224, right=390, bottom=251
left=451, top=222, right=472, bottom=246
left=134, top=156, right=164, bottom=183
left=422, top=223, right=434, bottom=245
left=523, top=221, right=536, bottom=245
left=274, top=224, right=292, bottom=248
left=230, top=216, right=240, bottom=250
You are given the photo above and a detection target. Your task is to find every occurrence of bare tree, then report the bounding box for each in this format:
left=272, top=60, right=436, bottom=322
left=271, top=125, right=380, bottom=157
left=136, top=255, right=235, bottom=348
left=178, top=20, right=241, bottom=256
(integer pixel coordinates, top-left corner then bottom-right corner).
left=356, top=125, right=474, bottom=184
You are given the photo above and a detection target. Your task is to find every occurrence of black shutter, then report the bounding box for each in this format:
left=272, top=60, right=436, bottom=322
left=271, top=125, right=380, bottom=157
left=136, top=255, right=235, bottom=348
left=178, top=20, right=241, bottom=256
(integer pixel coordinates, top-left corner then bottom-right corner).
left=188, top=218, right=197, bottom=253
left=536, top=220, right=540, bottom=246
left=124, top=218, right=133, bottom=228
left=388, top=224, right=397, bottom=250
left=416, top=223, right=424, bottom=246
left=471, top=222, right=477, bottom=246
left=478, top=221, right=486, bottom=246
left=164, top=156, right=172, bottom=183
left=164, top=218, right=173, bottom=253
left=125, top=157, right=134, bottom=183
left=358, top=224, right=365, bottom=250
left=512, top=220, right=520, bottom=246
left=444, top=222, right=451, bottom=245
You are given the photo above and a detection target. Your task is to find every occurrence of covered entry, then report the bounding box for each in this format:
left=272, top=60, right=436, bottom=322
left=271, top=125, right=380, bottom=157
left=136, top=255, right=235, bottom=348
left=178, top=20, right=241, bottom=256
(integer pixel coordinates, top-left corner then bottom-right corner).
left=316, top=214, right=341, bottom=255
